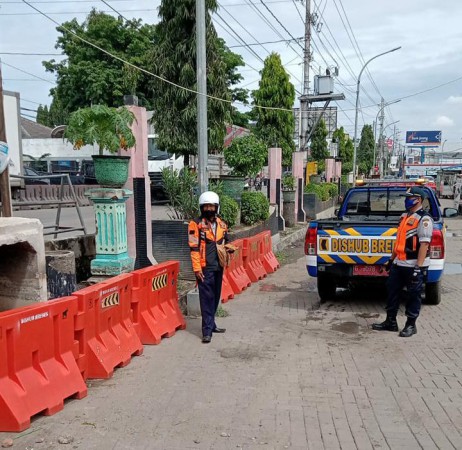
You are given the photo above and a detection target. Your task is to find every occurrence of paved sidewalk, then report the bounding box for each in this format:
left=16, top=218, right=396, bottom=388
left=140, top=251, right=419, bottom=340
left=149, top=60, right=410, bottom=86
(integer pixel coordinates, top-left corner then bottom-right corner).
left=3, top=218, right=462, bottom=449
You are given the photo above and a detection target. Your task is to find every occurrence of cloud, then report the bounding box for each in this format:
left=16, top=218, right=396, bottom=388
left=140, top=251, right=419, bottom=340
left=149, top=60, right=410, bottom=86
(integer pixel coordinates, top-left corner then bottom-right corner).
left=447, top=95, right=462, bottom=104
left=434, top=115, right=455, bottom=127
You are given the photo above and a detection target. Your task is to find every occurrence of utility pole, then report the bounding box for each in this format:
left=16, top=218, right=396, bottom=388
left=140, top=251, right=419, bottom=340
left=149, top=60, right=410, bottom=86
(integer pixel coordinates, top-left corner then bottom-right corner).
left=0, top=64, right=12, bottom=217
left=299, top=0, right=311, bottom=151
left=378, top=97, right=385, bottom=176
left=196, top=0, right=208, bottom=194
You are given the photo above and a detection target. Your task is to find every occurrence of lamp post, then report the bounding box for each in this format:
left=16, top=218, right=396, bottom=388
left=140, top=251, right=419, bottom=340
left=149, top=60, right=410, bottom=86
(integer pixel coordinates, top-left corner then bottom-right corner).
left=373, top=99, right=401, bottom=143
left=377, top=120, right=400, bottom=175
left=352, top=47, right=401, bottom=181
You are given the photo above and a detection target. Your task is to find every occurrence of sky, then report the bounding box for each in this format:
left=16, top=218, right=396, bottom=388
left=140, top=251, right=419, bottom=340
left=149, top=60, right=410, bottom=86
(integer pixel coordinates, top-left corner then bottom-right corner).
left=1, top=0, right=462, bottom=152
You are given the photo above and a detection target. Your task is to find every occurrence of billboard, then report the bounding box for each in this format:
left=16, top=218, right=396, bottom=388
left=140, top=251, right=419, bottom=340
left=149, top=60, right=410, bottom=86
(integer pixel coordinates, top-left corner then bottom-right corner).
left=406, top=130, right=442, bottom=146
left=293, top=106, right=338, bottom=143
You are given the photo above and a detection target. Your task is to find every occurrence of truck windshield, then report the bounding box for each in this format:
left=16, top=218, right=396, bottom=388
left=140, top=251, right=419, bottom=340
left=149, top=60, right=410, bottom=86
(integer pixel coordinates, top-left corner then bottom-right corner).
left=344, top=188, right=435, bottom=219
left=148, top=137, right=172, bottom=160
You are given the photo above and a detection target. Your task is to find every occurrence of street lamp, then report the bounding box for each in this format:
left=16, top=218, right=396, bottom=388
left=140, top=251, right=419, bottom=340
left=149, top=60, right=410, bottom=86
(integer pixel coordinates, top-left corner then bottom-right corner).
left=376, top=120, right=400, bottom=174
left=352, top=46, right=401, bottom=180
left=373, top=99, right=401, bottom=142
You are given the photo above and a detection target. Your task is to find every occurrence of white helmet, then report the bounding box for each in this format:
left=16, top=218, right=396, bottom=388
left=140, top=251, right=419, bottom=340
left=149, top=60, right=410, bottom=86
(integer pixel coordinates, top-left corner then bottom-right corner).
left=199, top=191, right=220, bottom=212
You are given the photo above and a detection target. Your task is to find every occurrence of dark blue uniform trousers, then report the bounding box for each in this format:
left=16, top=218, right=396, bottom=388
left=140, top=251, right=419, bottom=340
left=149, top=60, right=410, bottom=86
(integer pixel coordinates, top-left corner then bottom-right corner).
left=386, top=264, right=425, bottom=320
left=198, top=269, right=223, bottom=337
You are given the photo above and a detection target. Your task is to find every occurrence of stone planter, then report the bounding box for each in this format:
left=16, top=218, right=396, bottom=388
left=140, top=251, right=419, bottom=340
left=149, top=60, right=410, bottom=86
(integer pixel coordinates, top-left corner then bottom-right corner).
left=220, top=175, right=245, bottom=203
left=282, top=189, right=296, bottom=203
left=92, top=155, right=130, bottom=188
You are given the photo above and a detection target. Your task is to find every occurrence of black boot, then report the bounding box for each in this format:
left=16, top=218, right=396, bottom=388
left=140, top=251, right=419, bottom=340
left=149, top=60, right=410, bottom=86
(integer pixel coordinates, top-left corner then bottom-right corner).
left=372, top=315, right=398, bottom=332
left=399, top=319, right=417, bottom=338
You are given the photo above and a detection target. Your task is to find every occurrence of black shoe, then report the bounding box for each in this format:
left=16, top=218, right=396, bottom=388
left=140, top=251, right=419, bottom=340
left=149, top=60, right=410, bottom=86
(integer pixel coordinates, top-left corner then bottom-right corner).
left=212, top=327, right=226, bottom=333
left=202, top=336, right=212, bottom=343
left=399, top=323, right=417, bottom=338
left=372, top=317, right=398, bottom=332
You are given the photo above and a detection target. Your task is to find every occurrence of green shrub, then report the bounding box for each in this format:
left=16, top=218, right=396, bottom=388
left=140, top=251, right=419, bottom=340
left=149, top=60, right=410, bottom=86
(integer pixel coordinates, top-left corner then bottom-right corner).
left=219, top=195, right=239, bottom=229
left=241, top=192, right=269, bottom=225
left=304, top=183, right=330, bottom=201
left=162, top=167, right=199, bottom=220
left=325, top=182, right=338, bottom=198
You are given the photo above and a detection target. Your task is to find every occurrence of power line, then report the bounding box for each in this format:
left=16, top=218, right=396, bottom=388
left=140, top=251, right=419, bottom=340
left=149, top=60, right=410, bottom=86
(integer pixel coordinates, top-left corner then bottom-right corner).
left=291, top=0, right=304, bottom=24
left=100, top=0, right=129, bottom=22
left=228, top=38, right=302, bottom=48
left=0, top=52, right=63, bottom=56
left=1, top=60, right=55, bottom=84
left=0, top=8, right=157, bottom=15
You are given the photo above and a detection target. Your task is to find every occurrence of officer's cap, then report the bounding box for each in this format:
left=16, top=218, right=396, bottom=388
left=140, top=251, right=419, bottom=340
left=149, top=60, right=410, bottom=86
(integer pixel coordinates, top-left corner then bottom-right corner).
left=403, top=186, right=427, bottom=199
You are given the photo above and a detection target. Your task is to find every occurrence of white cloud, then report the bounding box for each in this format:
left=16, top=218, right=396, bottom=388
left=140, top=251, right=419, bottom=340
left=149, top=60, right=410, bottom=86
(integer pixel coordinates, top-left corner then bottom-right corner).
left=434, top=115, right=455, bottom=127
left=447, top=95, right=462, bottom=104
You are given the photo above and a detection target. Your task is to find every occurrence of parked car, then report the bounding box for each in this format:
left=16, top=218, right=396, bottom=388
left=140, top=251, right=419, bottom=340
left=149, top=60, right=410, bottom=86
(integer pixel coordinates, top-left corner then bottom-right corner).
left=23, top=167, right=50, bottom=185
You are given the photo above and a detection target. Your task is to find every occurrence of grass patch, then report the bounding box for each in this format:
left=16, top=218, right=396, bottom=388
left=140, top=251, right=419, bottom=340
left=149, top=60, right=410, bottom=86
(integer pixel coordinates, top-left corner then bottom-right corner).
left=275, top=250, right=287, bottom=265
left=215, top=305, right=229, bottom=317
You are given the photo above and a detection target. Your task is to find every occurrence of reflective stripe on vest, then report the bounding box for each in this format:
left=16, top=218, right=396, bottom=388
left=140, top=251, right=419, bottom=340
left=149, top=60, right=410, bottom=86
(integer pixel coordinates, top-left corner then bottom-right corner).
left=394, top=211, right=429, bottom=261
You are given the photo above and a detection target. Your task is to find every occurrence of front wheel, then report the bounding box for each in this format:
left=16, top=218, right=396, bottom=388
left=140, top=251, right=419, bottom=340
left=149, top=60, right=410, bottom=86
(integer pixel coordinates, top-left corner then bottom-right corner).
left=317, top=275, right=337, bottom=303
left=424, top=281, right=441, bottom=305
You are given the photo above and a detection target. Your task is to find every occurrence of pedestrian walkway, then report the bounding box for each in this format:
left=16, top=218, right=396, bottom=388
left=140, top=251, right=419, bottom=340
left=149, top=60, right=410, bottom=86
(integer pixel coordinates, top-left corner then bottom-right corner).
left=2, top=226, right=462, bottom=449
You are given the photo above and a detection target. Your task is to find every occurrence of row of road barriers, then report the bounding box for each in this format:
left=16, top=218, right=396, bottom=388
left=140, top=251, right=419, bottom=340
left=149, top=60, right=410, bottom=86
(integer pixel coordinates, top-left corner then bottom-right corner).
left=0, top=261, right=185, bottom=432
left=221, top=230, right=280, bottom=303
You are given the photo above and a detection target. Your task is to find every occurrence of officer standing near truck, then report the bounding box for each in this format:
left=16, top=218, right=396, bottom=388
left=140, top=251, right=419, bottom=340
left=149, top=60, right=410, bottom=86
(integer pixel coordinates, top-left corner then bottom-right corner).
left=188, top=191, right=231, bottom=344
left=372, top=186, right=434, bottom=337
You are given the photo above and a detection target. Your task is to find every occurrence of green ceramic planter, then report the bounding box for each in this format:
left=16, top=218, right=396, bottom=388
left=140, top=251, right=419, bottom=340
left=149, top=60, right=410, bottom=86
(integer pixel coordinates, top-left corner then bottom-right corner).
left=92, top=155, right=130, bottom=188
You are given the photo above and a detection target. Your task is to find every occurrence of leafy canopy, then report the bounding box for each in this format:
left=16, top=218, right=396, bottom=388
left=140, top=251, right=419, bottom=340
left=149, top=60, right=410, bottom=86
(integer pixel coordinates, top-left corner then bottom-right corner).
left=310, top=118, right=329, bottom=162
left=65, top=105, right=136, bottom=155
left=224, top=134, right=267, bottom=177
left=358, top=124, right=375, bottom=175
left=43, top=10, right=156, bottom=125
left=252, top=53, right=295, bottom=166
left=332, top=126, right=354, bottom=174
left=150, top=0, right=235, bottom=157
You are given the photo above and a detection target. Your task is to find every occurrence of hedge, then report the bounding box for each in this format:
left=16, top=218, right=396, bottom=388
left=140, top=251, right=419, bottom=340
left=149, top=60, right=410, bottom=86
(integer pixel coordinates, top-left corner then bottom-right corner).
left=304, top=182, right=338, bottom=201
left=219, top=195, right=239, bottom=228
left=241, top=191, right=270, bottom=225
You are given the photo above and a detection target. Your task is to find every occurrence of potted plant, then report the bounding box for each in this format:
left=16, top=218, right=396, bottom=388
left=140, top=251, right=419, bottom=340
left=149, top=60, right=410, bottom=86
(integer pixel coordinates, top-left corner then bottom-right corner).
left=282, top=173, right=296, bottom=202
left=223, top=134, right=266, bottom=202
left=65, top=105, right=136, bottom=188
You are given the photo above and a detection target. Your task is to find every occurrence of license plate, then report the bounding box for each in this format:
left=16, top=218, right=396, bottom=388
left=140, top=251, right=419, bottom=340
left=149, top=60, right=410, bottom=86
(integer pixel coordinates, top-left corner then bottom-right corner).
left=353, top=265, right=388, bottom=277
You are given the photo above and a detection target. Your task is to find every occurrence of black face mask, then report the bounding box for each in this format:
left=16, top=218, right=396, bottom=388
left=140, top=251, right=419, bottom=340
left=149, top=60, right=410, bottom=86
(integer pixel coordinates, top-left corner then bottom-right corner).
left=202, top=210, right=216, bottom=221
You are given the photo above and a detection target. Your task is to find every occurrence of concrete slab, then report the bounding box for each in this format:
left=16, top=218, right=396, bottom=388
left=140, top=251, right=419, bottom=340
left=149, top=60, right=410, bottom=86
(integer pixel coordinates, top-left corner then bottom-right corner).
left=0, top=217, right=47, bottom=310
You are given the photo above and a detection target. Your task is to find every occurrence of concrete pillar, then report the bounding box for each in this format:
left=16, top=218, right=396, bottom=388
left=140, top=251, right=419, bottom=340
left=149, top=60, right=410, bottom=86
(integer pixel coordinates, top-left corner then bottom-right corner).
left=86, top=188, right=134, bottom=276
left=325, top=158, right=335, bottom=182
left=0, top=217, right=47, bottom=311
left=268, top=147, right=282, bottom=204
left=292, top=152, right=306, bottom=223
left=120, top=106, right=156, bottom=269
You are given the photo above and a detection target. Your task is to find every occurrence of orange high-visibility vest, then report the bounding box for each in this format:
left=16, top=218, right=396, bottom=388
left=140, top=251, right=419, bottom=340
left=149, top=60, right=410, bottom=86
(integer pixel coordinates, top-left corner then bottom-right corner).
left=188, top=217, right=228, bottom=272
left=394, top=210, right=430, bottom=261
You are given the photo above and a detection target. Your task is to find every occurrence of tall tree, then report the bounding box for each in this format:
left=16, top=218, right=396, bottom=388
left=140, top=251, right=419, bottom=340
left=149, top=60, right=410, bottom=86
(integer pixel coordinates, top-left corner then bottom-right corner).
left=151, top=0, right=234, bottom=157
left=310, top=118, right=329, bottom=162
left=252, top=52, right=295, bottom=166
left=43, top=10, right=156, bottom=124
left=36, top=105, right=47, bottom=126
left=357, top=124, right=375, bottom=175
left=332, top=126, right=354, bottom=174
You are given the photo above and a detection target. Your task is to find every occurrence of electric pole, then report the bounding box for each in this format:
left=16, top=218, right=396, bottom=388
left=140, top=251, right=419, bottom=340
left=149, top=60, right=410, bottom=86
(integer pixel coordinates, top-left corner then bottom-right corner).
left=196, top=0, right=208, bottom=194
left=378, top=97, right=385, bottom=176
left=0, top=64, right=13, bottom=217
left=299, top=0, right=311, bottom=151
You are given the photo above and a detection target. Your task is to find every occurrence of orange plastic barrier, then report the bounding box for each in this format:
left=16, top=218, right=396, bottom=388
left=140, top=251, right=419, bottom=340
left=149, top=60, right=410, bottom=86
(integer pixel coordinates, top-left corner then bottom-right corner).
left=220, top=272, right=235, bottom=303
left=243, top=235, right=267, bottom=282
left=73, top=274, right=143, bottom=379
left=259, top=231, right=280, bottom=273
left=131, top=261, right=186, bottom=345
left=225, top=239, right=252, bottom=295
left=0, top=297, right=87, bottom=432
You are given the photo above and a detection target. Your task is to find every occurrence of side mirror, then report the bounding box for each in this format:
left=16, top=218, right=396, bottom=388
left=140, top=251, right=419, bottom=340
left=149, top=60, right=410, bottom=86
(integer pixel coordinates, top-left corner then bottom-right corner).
left=443, top=207, right=458, bottom=218
left=334, top=208, right=339, bottom=217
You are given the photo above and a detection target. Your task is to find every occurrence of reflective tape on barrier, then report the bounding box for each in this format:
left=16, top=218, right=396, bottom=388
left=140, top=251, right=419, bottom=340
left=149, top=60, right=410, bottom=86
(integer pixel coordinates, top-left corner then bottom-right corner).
left=225, top=239, right=251, bottom=295
left=0, top=297, right=87, bottom=432
left=131, top=261, right=186, bottom=345
left=243, top=235, right=267, bottom=282
left=259, top=231, right=280, bottom=274
left=73, top=274, right=143, bottom=379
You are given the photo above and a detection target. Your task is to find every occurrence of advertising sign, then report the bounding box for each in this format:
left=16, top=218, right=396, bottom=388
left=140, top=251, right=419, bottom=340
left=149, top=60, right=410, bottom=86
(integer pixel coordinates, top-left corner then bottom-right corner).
left=406, top=131, right=442, bottom=146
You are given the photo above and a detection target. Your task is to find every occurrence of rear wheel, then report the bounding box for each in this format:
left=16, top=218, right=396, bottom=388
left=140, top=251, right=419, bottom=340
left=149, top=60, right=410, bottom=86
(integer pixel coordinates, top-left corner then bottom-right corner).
left=317, top=274, right=337, bottom=303
left=424, top=281, right=441, bottom=305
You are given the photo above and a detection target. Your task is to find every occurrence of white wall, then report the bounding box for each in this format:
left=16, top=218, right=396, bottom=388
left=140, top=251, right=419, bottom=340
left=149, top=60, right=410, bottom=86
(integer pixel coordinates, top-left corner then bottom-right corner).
left=22, top=138, right=98, bottom=160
